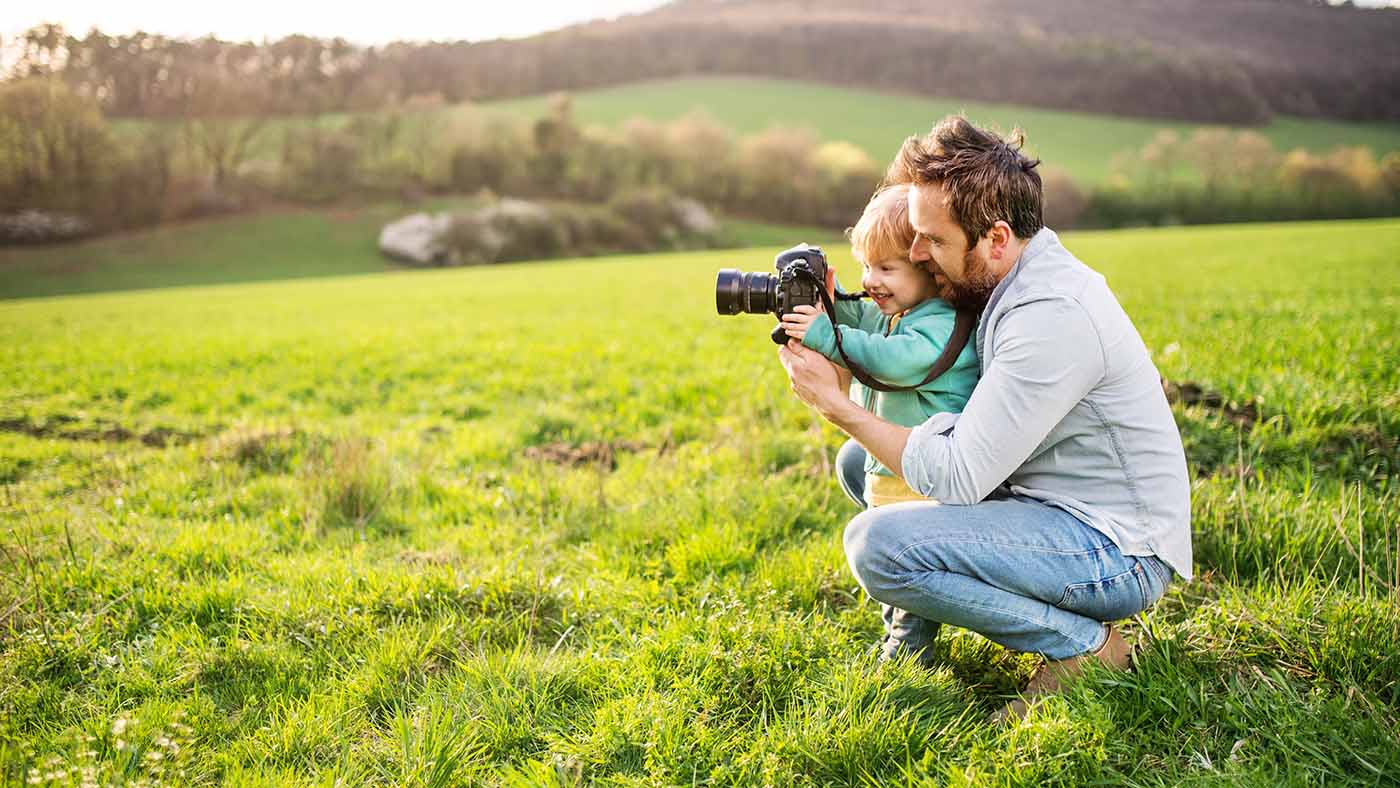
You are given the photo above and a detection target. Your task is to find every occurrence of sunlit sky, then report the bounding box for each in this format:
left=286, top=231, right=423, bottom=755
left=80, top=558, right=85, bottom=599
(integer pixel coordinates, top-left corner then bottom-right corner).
left=6, top=0, right=1396, bottom=48
left=5, top=1, right=672, bottom=45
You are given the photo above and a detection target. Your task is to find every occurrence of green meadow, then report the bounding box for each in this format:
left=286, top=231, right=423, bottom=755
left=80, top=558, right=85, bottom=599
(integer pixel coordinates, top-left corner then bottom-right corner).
left=1, top=218, right=1398, bottom=784
left=0, top=208, right=838, bottom=302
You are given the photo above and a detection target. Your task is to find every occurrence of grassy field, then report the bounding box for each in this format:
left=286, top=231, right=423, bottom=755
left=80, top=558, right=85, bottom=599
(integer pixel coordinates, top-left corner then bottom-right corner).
left=1, top=218, right=1398, bottom=785
left=0, top=205, right=840, bottom=302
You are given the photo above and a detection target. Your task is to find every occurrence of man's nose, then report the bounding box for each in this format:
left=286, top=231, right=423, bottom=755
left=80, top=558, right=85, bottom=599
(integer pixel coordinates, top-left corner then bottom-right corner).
left=909, top=240, right=928, bottom=262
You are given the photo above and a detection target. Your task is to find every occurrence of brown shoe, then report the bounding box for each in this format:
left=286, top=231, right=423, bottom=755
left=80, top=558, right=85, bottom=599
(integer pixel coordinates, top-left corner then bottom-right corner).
left=991, top=624, right=1132, bottom=724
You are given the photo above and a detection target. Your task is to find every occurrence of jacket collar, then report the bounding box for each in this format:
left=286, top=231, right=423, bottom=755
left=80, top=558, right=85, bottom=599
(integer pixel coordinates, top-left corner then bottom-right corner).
left=975, top=226, right=1059, bottom=370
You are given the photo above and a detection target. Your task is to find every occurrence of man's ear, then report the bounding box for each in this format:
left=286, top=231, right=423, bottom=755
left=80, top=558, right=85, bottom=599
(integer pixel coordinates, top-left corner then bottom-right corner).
left=986, top=221, right=1015, bottom=260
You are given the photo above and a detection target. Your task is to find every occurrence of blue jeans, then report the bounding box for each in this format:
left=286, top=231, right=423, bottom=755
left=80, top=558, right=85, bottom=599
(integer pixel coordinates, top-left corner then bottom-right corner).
left=835, top=440, right=1172, bottom=660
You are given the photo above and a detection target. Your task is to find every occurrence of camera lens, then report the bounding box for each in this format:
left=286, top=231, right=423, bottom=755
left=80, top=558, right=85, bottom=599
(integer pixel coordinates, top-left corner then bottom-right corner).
left=716, top=269, right=776, bottom=315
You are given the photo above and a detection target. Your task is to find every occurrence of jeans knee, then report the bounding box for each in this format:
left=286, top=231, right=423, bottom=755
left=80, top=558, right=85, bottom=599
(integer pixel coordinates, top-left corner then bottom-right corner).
left=843, top=509, right=902, bottom=597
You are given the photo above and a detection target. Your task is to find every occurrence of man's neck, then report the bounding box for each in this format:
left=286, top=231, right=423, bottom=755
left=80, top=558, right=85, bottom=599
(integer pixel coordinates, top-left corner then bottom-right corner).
left=991, top=238, right=1030, bottom=285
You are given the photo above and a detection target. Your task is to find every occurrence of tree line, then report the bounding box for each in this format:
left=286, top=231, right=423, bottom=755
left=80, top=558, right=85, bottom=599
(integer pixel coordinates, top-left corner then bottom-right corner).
left=2, top=78, right=1397, bottom=246
left=6, top=0, right=1399, bottom=125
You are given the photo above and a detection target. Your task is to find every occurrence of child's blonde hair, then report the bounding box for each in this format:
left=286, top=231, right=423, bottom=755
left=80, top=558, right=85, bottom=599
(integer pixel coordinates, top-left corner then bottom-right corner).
left=846, top=184, right=920, bottom=269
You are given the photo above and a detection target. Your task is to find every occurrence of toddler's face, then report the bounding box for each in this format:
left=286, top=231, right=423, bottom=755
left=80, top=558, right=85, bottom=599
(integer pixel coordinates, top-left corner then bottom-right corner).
left=860, top=256, right=941, bottom=316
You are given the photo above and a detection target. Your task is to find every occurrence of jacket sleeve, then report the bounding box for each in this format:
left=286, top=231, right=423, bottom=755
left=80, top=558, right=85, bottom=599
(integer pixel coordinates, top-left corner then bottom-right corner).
left=831, top=277, right=866, bottom=328
left=902, top=297, right=1105, bottom=504
left=800, top=310, right=949, bottom=388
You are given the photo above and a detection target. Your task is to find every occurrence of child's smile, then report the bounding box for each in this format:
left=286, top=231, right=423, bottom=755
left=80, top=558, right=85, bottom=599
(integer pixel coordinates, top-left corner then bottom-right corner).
left=861, top=257, right=941, bottom=316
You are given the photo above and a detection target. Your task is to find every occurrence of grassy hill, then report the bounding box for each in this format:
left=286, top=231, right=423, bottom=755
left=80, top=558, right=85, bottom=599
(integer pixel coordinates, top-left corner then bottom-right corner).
left=0, top=200, right=840, bottom=301
left=1, top=218, right=1397, bottom=784
left=485, top=76, right=1400, bottom=184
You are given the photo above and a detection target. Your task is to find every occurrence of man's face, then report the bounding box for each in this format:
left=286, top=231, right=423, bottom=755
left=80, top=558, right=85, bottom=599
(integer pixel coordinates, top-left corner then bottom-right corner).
left=908, top=182, right=999, bottom=311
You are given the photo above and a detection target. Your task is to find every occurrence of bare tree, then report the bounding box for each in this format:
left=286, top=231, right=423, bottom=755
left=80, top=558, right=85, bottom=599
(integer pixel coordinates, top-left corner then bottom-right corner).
left=180, top=68, right=269, bottom=190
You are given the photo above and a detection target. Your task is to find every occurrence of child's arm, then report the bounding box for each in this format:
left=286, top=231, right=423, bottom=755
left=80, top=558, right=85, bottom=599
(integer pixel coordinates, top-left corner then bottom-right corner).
left=785, top=308, right=956, bottom=388
left=829, top=276, right=867, bottom=328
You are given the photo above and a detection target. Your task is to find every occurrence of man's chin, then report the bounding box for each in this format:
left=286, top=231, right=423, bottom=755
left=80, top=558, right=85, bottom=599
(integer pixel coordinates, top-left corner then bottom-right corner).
left=939, top=282, right=991, bottom=312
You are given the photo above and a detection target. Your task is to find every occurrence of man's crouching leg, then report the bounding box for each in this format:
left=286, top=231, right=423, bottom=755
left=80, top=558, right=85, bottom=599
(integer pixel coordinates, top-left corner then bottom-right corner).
left=842, top=496, right=1170, bottom=720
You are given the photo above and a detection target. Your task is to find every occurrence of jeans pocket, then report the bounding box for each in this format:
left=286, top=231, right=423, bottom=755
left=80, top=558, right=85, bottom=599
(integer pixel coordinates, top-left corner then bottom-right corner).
left=1056, top=566, right=1145, bottom=622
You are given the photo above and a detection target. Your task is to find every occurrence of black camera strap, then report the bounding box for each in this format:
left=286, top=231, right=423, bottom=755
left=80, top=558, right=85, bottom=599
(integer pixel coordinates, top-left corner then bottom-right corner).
left=809, top=278, right=976, bottom=394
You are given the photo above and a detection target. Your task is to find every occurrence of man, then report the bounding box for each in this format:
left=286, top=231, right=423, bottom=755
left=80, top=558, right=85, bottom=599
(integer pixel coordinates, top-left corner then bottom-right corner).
left=777, top=116, right=1192, bottom=723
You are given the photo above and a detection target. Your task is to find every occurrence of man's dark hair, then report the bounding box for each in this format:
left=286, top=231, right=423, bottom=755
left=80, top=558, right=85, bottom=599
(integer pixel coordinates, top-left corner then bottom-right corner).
left=887, top=116, right=1044, bottom=248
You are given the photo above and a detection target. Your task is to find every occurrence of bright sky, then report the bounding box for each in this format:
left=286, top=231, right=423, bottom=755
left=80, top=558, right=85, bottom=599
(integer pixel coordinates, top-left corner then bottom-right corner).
left=4, top=1, right=672, bottom=46
left=6, top=0, right=1396, bottom=48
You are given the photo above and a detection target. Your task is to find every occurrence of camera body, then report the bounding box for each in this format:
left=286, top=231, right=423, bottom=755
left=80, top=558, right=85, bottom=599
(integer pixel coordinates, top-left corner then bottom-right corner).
left=716, top=244, right=829, bottom=344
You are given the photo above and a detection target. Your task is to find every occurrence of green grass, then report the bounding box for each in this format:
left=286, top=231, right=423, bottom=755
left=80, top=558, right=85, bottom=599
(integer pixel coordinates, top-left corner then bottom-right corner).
left=0, top=204, right=842, bottom=301
left=486, top=77, right=1400, bottom=184
left=0, top=203, right=424, bottom=302
left=1, top=218, right=1398, bottom=785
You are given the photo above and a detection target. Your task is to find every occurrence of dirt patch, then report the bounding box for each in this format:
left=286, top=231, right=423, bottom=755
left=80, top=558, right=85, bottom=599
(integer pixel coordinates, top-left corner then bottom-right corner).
left=0, top=416, right=200, bottom=447
left=1163, top=379, right=1260, bottom=429
left=209, top=424, right=323, bottom=472
left=524, top=440, right=651, bottom=470
left=397, top=548, right=458, bottom=566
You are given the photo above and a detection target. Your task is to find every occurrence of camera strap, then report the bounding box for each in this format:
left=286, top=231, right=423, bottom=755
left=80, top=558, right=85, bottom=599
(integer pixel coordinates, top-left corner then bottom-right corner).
left=810, top=280, right=976, bottom=394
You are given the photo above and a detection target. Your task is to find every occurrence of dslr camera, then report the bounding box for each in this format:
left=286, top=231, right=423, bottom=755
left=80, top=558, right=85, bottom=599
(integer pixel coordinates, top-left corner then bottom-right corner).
left=716, top=243, right=832, bottom=345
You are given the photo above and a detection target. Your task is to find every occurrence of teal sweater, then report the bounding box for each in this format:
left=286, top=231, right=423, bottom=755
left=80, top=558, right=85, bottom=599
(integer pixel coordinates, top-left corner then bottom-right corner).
left=801, top=286, right=980, bottom=477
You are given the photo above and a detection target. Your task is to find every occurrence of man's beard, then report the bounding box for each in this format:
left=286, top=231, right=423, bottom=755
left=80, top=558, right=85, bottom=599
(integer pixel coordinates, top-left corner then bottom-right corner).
left=935, top=249, right=999, bottom=312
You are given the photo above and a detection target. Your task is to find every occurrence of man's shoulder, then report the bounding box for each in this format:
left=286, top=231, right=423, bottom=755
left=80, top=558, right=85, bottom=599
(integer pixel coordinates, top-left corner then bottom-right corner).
left=1008, top=232, right=1103, bottom=303
left=996, top=232, right=1124, bottom=334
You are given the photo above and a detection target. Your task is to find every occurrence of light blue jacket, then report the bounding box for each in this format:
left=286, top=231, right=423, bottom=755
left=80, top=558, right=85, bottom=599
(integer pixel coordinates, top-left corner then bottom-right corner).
left=902, top=228, right=1193, bottom=580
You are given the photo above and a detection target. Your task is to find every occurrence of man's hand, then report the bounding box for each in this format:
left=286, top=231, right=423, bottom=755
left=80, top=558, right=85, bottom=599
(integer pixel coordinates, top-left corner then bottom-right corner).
left=779, top=304, right=823, bottom=343
left=777, top=339, right=849, bottom=420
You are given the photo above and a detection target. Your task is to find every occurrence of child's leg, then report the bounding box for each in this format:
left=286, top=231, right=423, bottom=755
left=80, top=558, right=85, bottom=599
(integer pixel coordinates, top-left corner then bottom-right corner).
left=879, top=604, right=942, bottom=664
left=835, top=439, right=868, bottom=507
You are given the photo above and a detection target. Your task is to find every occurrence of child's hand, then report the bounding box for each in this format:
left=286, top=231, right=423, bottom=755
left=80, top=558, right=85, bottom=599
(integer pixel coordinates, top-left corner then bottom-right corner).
left=780, top=304, right=823, bottom=342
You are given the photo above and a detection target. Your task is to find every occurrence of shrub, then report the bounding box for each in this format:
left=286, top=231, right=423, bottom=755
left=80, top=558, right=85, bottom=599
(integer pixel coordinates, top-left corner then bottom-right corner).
left=1087, top=131, right=1398, bottom=227
left=0, top=79, right=113, bottom=213
left=1041, top=167, right=1088, bottom=229
left=279, top=124, right=363, bottom=202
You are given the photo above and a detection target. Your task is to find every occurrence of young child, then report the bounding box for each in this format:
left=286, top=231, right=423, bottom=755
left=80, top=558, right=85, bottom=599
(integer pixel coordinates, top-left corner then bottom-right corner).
left=781, top=184, right=979, bottom=507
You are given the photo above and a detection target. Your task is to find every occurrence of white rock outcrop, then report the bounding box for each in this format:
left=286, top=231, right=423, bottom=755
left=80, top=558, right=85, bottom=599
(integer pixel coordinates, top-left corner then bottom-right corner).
left=377, top=212, right=455, bottom=266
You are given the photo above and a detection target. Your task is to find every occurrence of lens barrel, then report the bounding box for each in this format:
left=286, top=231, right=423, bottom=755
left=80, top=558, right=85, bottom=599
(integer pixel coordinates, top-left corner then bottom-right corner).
left=715, top=269, right=776, bottom=315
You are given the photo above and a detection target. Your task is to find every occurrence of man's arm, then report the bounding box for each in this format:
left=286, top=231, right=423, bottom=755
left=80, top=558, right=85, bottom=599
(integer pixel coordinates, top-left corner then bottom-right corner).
left=777, top=340, right=911, bottom=473
left=902, top=298, right=1105, bottom=504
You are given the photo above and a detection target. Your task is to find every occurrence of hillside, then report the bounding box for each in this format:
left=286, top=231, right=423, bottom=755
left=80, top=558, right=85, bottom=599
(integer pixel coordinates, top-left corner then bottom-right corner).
left=0, top=198, right=839, bottom=301
left=20, top=1, right=1400, bottom=124
left=464, top=0, right=1400, bottom=123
